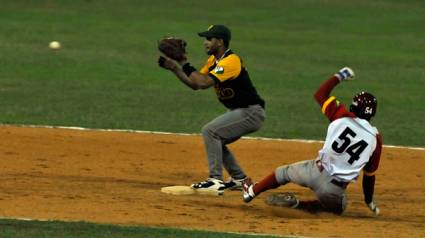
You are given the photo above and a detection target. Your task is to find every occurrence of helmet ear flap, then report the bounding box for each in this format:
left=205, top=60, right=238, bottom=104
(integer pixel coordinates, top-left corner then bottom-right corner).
left=349, top=104, right=356, bottom=114
left=349, top=104, right=362, bottom=119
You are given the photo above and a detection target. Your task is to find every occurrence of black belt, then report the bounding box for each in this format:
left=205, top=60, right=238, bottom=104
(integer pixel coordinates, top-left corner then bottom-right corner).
left=331, top=179, right=348, bottom=189
left=316, top=160, right=348, bottom=189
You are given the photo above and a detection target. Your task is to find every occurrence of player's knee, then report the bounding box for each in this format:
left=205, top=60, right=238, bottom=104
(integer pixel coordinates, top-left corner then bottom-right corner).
left=201, top=124, right=218, bottom=139
left=275, top=165, right=290, bottom=185
left=201, top=123, right=211, bottom=134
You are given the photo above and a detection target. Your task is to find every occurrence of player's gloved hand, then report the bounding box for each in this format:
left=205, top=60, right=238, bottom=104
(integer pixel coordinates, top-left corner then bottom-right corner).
left=367, top=200, right=380, bottom=216
left=335, top=67, right=355, bottom=81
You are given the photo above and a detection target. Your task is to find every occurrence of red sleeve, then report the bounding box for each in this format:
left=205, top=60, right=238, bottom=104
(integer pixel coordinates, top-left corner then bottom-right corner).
left=314, top=76, right=355, bottom=122
left=314, top=76, right=340, bottom=105
left=363, top=133, right=383, bottom=175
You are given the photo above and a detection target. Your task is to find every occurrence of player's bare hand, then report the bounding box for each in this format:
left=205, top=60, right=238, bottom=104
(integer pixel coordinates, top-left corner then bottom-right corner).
left=335, top=67, right=355, bottom=81
left=367, top=201, right=380, bottom=216
left=158, top=56, right=179, bottom=71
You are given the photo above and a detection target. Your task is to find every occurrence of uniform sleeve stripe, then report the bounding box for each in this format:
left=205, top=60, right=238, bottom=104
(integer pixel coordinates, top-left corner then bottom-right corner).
left=321, top=96, right=336, bottom=113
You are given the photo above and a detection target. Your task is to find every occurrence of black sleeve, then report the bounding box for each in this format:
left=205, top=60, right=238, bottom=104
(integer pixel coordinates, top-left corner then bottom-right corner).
left=362, top=174, right=375, bottom=204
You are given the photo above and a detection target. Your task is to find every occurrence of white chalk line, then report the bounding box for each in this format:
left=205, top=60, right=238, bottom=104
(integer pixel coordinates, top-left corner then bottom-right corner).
left=6, top=123, right=424, bottom=151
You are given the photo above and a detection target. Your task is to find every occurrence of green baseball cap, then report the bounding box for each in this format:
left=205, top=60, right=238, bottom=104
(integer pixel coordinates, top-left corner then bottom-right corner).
left=198, top=25, right=231, bottom=42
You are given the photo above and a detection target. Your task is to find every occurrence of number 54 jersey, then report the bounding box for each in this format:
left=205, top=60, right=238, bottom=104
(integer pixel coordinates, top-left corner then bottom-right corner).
left=319, top=117, right=379, bottom=182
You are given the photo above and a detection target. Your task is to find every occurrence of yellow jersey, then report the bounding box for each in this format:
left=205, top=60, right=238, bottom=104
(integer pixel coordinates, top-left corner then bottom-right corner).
left=200, top=50, right=264, bottom=109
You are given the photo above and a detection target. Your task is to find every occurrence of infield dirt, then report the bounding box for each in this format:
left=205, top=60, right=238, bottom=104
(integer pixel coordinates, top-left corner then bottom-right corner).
left=0, top=125, right=424, bottom=238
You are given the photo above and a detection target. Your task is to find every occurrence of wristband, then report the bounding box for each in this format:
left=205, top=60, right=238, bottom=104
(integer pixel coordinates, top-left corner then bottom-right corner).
left=334, top=73, right=343, bottom=81
left=182, top=63, right=197, bottom=77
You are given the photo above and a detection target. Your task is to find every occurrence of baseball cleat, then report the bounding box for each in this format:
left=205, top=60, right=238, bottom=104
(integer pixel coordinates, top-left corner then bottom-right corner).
left=242, top=177, right=255, bottom=203
left=191, top=178, right=225, bottom=195
left=266, top=192, right=299, bottom=208
left=223, top=177, right=247, bottom=191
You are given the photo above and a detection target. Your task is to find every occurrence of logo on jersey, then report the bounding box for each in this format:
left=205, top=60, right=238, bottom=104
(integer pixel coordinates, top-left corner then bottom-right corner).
left=214, top=66, right=224, bottom=74
left=214, top=86, right=235, bottom=100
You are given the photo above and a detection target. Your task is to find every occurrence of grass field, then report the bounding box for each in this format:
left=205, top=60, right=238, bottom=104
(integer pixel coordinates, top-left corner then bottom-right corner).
left=0, top=219, right=283, bottom=238
left=0, top=0, right=424, bottom=237
left=1, top=0, right=424, bottom=146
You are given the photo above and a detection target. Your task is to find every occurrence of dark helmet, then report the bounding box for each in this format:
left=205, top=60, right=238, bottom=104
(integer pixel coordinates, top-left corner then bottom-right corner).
left=349, top=92, right=377, bottom=121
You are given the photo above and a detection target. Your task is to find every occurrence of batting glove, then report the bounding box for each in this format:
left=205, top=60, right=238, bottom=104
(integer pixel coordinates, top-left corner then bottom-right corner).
left=367, top=201, right=380, bottom=216
left=335, top=67, right=355, bottom=81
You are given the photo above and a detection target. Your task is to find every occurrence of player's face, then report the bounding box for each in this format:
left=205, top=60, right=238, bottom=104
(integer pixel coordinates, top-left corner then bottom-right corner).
left=204, top=37, right=220, bottom=55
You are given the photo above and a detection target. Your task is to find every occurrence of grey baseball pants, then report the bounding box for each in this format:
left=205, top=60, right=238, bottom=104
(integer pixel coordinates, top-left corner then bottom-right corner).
left=201, top=104, right=265, bottom=181
left=275, top=159, right=347, bottom=213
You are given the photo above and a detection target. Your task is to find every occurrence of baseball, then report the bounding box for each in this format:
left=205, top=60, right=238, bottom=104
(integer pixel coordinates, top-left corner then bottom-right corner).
left=49, top=41, right=61, bottom=50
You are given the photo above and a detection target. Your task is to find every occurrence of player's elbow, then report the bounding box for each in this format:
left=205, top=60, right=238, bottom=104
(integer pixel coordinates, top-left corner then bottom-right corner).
left=314, top=91, right=323, bottom=104
left=191, top=81, right=211, bottom=90
left=186, top=80, right=202, bottom=90
left=188, top=84, right=200, bottom=90
left=191, top=85, right=210, bottom=90
left=198, top=84, right=211, bottom=90
left=313, top=91, right=320, bottom=101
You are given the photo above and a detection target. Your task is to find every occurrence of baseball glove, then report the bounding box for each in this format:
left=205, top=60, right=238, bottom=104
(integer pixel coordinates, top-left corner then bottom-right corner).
left=158, top=37, right=187, bottom=62
left=266, top=192, right=299, bottom=208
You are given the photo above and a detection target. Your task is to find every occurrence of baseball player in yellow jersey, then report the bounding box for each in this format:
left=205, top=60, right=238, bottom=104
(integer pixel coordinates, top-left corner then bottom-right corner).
left=158, top=25, right=266, bottom=195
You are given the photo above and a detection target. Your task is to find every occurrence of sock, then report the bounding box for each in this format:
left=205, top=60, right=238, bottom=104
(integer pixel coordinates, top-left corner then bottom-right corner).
left=253, top=171, right=280, bottom=196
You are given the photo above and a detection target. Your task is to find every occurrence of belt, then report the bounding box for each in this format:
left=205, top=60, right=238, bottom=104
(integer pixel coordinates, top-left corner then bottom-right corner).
left=315, top=160, right=348, bottom=189
left=330, top=179, right=348, bottom=189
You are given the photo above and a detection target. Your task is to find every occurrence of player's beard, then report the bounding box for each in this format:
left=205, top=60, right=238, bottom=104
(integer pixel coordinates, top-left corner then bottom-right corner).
left=207, top=48, right=215, bottom=55
left=206, top=45, right=217, bottom=56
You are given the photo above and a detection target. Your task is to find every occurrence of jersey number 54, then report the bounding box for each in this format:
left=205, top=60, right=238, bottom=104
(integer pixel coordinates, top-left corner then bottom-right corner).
left=332, top=127, right=369, bottom=164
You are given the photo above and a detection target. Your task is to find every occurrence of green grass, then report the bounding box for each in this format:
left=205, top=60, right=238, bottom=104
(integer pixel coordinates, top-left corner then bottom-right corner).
left=0, top=219, right=284, bottom=238
left=0, top=1, right=424, bottom=235
left=0, top=0, right=424, bottom=146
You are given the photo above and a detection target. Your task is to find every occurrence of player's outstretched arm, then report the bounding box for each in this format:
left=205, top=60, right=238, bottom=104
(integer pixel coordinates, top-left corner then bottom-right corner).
left=314, top=67, right=355, bottom=106
left=158, top=56, right=214, bottom=90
